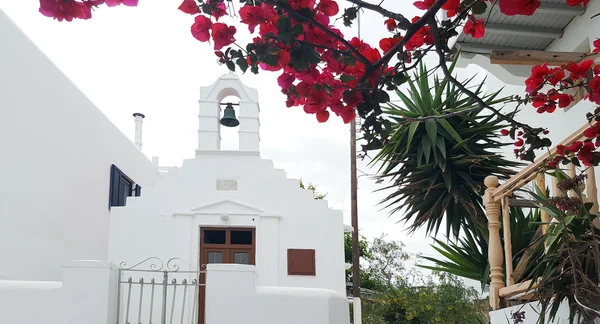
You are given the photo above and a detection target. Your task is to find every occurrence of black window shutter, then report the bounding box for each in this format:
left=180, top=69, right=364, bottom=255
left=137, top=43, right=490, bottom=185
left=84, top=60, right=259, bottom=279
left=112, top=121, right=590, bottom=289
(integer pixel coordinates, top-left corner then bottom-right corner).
left=109, top=165, right=122, bottom=209
left=134, top=184, right=142, bottom=197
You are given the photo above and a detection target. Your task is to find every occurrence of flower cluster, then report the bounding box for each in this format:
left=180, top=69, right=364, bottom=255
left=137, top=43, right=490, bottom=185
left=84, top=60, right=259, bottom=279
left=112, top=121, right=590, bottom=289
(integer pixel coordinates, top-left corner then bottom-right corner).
left=556, top=173, right=587, bottom=192
left=525, top=58, right=600, bottom=113
left=547, top=196, right=584, bottom=213
left=39, top=0, right=137, bottom=21
left=551, top=140, right=600, bottom=167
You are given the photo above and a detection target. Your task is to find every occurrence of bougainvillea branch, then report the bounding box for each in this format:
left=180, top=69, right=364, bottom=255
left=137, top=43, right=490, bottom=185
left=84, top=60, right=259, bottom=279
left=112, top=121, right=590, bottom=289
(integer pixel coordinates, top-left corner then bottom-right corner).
left=39, top=0, right=599, bottom=162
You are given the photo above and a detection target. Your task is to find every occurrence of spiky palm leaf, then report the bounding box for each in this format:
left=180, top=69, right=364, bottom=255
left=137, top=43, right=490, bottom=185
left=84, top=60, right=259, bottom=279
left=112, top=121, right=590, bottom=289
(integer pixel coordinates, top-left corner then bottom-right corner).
left=372, top=59, right=523, bottom=239
left=419, top=207, right=542, bottom=290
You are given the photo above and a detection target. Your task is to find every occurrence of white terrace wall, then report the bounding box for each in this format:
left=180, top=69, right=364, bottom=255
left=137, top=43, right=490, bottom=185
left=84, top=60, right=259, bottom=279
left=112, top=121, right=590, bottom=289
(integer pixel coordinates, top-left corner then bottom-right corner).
left=0, top=9, right=158, bottom=281
left=0, top=261, right=119, bottom=324
left=205, top=264, right=350, bottom=324
left=490, top=301, right=600, bottom=324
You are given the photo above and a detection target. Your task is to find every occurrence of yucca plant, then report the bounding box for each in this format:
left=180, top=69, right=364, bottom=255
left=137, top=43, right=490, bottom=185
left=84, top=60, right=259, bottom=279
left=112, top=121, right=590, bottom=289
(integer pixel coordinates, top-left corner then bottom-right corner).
left=418, top=207, right=542, bottom=291
left=372, top=59, right=523, bottom=239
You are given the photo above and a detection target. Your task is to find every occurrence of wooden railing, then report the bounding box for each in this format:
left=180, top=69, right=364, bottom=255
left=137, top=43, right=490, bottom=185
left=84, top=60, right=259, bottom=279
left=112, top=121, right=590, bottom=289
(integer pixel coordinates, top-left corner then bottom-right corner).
left=483, top=121, right=600, bottom=310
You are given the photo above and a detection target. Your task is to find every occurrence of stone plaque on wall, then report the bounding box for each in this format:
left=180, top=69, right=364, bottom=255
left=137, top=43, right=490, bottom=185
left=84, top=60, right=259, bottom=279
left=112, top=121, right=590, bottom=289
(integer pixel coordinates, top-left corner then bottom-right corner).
left=216, top=179, right=238, bottom=191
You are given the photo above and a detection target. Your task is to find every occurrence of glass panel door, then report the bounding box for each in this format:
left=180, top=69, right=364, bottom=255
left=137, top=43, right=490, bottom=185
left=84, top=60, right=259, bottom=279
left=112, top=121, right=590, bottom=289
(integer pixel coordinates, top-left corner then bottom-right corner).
left=230, top=249, right=254, bottom=265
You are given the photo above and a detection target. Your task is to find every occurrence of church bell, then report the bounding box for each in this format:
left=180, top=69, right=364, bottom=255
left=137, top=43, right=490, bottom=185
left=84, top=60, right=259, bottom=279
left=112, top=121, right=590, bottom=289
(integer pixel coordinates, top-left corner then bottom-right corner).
left=220, top=102, right=240, bottom=127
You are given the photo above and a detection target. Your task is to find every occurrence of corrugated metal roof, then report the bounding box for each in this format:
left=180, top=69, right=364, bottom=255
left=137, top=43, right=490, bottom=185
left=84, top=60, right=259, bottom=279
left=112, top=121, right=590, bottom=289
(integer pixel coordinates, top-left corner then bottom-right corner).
left=455, top=0, right=585, bottom=54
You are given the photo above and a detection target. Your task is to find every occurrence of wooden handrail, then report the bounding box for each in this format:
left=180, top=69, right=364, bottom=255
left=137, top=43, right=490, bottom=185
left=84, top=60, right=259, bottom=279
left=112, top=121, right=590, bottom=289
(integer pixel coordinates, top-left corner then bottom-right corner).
left=491, top=120, right=596, bottom=202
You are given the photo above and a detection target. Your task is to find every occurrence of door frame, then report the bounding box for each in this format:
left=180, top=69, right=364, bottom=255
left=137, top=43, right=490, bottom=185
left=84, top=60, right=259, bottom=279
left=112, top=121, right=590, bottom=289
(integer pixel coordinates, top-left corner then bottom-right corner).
left=198, top=227, right=256, bottom=324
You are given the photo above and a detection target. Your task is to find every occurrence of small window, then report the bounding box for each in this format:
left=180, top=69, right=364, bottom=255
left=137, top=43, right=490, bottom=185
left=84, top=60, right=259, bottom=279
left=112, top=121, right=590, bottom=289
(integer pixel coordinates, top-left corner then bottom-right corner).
left=109, top=165, right=139, bottom=209
left=203, top=230, right=226, bottom=244
left=231, top=230, right=252, bottom=245
left=287, top=249, right=316, bottom=276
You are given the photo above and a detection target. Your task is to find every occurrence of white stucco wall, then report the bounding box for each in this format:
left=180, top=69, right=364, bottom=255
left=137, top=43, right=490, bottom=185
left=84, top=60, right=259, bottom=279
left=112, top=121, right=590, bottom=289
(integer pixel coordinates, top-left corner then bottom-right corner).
left=0, top=260, right=119, bottom=324
left=205, top=264, right=350, bottom=324
left=0, top=9, right=159, bottom=281
left=109, top=150, right=347, bottom=295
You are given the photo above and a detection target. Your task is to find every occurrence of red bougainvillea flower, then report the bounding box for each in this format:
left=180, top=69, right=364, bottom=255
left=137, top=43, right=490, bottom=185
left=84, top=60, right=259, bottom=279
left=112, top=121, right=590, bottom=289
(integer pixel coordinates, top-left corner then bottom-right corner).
left=442, top=0, right=460, bottom=17
left=556, top=93, right=574, bottom=108
left=277, top=73, right=295, bottom=90
left=577, top=141, right=596, bottom=166
left=239, top=5, right=267, bottom=33
left=205, top=0, right=227, bottom=20
left=593, top=39, right=600, bottom=53
left=584, top=123, right=600, bottom=138
left=404, top=16, right=433, bottom=51
left=566, top=0, right=590, bottom=6
left=566, top=60, right=594, bottom=80
left=105, top=0, right=138, bottom=6
left=500, top=129, right=510, bottom=136
left=343, top=90, right=363, bottom=108
left=316, top=110, right=330, bottom=123
left=413, top=0, right=435, bottom=10
left=515, top=138, right=524, bottom=147
left=379, top=36, right=402, bottom=53
left=289, top=0, right=314, bottom=10
left=499, top=0, right=540, bottom=16
left=39, top=0, right=99, bottom=21
left=547, top=66, right=565, bottom=85
left=191, top=15, right=212, bottom=42
left=587, top=76, right=600, bottom=104
left=211, top=23, right=236, bottom=50
left=317, top=0, right=339, bottom=16
left=463, top=16, right=485, bottom=39
left=179, top=0, right=200, bottom=15
left=304, top=89, right=328, bottom=113
left=384, top=18, right=397, bottom=31
left=525, top=64, right=550, bottom=93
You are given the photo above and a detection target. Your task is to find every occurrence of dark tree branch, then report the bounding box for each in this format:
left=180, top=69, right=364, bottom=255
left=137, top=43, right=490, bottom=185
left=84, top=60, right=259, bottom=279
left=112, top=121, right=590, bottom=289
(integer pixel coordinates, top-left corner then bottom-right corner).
left=428, top=19, right=534, bottom=131
left=361, top=0, right=448, bottom=83
left=345, top=0, right=411, bottom=29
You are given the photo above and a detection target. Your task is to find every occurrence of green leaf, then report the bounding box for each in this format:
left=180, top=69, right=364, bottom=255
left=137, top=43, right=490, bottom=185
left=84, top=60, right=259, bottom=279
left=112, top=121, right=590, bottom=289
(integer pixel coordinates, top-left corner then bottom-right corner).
left=236, top=58, right=249, bottom=73
left=421, top=136, right=432, bottom=164
left=471, top=1, right=488, bottom=15
left=406, top=121, right=420, bottom=154
left=437, top=118, right=463, bottom=143
left=393, top=73, right=409, bottom=86
left=226, top=61, right=235, bottom=72
left=425, top=119, right=438, bottom=145
left=340, top=74, right=356, bottom=83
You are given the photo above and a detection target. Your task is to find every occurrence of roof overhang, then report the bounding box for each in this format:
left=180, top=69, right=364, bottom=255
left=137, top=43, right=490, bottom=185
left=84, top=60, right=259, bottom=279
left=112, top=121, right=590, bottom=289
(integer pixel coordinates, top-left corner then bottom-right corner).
left=452, top=0, right=587, bottom=85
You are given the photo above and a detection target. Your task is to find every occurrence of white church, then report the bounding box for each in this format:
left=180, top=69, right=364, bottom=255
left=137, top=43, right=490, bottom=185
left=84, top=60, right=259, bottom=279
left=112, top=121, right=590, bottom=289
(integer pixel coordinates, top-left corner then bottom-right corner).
left=0, top=9, right=350, bottom=324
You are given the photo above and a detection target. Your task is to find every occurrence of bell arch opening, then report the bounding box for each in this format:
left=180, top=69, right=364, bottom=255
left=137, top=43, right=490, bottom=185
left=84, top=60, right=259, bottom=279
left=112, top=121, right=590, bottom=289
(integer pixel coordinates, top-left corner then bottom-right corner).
left=219, top=95, right=240, bottom=151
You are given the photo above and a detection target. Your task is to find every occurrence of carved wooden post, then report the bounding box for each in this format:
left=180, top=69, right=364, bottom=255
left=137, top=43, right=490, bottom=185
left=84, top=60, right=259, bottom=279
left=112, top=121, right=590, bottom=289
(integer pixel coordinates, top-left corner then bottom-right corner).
left=568, top=163, right=577, bottom=197
left=536, top=173, right=550, bottom=234
left=585, top=167, right=600, bottom=229
left=484, top=175, right=504, bottom=310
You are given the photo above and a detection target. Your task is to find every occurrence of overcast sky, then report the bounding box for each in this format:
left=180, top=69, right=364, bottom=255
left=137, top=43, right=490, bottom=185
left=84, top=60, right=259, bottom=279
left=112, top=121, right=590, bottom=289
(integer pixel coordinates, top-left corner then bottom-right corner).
left=0, top=1, right=489, bottom=264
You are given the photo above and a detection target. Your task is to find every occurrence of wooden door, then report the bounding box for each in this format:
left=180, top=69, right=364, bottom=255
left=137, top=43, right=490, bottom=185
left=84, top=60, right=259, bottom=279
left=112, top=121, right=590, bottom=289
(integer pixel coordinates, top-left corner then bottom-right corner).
left=198, top=228, right=255, bottom=324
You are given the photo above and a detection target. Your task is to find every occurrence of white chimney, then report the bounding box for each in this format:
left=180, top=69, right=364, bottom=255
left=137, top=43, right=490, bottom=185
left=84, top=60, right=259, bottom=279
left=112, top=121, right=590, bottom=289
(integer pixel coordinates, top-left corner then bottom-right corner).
left=133, top=113, right=145, bottom=150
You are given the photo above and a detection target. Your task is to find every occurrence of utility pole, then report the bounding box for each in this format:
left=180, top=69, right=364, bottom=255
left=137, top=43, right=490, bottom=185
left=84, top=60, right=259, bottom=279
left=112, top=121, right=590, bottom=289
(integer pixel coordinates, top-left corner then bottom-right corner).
left=350, top=10, right=362, bottom=324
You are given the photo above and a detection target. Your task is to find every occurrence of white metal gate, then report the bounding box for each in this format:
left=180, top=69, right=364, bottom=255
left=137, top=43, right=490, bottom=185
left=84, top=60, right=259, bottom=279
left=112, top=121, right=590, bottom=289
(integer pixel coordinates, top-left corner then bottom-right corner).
left=117, top=257, right=205, bottom=324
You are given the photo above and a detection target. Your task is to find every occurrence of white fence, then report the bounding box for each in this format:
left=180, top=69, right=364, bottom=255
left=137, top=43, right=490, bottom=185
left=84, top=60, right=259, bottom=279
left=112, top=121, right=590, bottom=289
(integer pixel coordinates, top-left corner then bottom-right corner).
left=0, top=260, right=350, bottom=324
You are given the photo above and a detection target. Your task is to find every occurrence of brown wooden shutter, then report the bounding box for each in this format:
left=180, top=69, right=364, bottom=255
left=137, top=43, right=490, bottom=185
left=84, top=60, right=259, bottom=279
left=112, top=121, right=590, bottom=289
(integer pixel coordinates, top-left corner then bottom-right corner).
left=287, top=249, right=316, bottom=276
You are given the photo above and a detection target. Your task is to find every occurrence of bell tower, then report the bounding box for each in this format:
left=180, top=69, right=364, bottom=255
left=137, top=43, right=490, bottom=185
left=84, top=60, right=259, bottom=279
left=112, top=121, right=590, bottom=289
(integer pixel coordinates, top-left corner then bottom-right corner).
left=197, top=74, right=260, bottom=154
